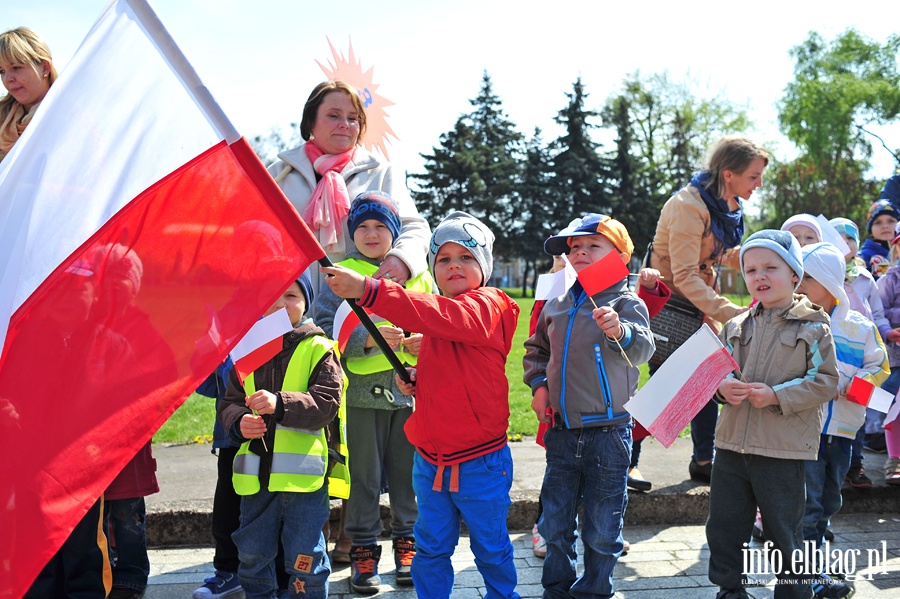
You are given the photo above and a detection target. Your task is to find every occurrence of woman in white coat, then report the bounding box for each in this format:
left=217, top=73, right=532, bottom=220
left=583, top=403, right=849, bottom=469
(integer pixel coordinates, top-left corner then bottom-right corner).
left=268, top=80, right=430, bottom=301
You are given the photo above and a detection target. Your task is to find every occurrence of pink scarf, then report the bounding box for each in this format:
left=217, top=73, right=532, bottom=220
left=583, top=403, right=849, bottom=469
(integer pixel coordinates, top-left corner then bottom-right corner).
left=302, top=141, right=356, bottom=254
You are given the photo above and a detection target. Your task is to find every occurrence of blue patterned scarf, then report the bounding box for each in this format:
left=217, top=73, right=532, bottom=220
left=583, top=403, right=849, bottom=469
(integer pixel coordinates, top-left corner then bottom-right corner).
left=690, top=171, right=744, bottom=257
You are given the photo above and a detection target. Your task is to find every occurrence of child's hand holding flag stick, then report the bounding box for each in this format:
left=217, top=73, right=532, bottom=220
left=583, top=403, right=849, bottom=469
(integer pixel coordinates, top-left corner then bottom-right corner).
left=574, top=252, right=635, bottom=367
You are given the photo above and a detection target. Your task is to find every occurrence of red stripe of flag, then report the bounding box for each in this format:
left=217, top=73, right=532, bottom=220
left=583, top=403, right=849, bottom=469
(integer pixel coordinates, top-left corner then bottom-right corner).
left=648, top=348, right=737, bottom=448
left=576, top=251, right=629, bottom=296
left=234, top=337, right=284, bottom=385
left=846, top=376, right=873, bottom=407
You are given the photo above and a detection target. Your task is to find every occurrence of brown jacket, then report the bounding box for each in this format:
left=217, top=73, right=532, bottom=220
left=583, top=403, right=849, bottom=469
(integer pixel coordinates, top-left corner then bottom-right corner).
left=715, top=297, right=839, bottom=461
left=650, top=184, right=743, bottom=326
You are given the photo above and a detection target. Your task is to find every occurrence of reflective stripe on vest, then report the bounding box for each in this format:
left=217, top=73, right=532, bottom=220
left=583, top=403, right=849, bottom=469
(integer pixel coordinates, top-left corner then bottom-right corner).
left=338, top=258, right=434, bottom=376
left=232, top=334, right=350, bottom=498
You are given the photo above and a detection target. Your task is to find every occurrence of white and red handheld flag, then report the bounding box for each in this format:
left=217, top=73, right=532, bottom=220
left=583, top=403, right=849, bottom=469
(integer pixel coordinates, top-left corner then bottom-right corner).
left=332, top=300, right=386, bottom=353
left=0, top=1, right=325, bottom=594
left=846, top=376, right=895, bottom=413
left=231, top=308, right=294, bottom=384
left=624, top=324, right=738, bottom=447
left=534, top=260, right=577, bottom=301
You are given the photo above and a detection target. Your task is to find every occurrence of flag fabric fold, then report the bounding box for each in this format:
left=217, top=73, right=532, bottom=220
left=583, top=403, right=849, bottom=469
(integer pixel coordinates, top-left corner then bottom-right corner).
left=0, top=1, right=324, bottom=594
left=624, top=324, right=738, bottom=447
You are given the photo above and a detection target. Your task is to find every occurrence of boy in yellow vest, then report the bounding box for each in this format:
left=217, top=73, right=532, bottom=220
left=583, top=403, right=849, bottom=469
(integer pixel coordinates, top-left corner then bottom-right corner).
left=218, top=272, right=348, bottom=599
left=317, top=191, right=433, bottom=593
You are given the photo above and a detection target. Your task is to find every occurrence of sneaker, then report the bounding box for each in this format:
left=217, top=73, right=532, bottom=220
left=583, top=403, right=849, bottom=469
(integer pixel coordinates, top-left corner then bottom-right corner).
left=885, top=457, right=900, bottom=486
left=845, top=465, right=873, bottom=488
left=532, top=524, right=547, bottom=558
left=622, top=539, right=630, bottom=555
left=864, top=432, right=887, bottom=453
left=350, top=544, right=382, bottom=594
left=192, top=571, right=242, bottom=599
left=627, top=467, right=652, bottom=492
left=824, top=528, right=835, bottom=542
left=393, top=536, right=415, bottom=587
left=811, top=573, right=853, bottom=597
left=689, top=458, right=713, bottom=483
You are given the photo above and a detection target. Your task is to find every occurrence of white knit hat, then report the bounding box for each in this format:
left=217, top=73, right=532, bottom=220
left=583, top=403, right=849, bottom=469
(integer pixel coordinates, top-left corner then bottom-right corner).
left=800, top=242, right=851, bottom=308
left=428, top=211, right=494, bottom=285
left=781, top=213, right=822, bottom=243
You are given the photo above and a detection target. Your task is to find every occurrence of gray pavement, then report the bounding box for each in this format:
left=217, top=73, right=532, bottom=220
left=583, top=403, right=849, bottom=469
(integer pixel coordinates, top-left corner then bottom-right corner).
left=143, top=436, right=900, bottom=597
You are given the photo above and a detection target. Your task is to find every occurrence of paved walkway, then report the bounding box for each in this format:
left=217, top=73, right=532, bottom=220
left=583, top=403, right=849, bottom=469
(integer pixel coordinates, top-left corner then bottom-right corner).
left=143, top=513, right=900, bottom=598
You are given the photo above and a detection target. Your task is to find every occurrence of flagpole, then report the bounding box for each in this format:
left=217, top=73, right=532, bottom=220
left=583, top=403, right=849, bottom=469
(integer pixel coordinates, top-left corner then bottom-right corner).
left=318, top=257, right=413, bottom=385
left=587, top=295, right=634, bottom=369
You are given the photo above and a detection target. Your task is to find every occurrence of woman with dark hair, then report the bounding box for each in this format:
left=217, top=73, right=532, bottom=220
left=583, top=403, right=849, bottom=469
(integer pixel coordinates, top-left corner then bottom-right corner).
left=268, top=80, right=430, bottom=297
left=637, top=136, right=769, bottom=488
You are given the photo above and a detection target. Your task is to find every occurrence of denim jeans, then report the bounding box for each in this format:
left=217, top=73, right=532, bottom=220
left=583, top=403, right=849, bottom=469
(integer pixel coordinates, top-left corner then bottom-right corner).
left=804, top=435, right=852, bottom=551
left=707, top=449, right=812, bottom=599
left=105, top=496, right=150, bottom=592
left=233, top=486, right=330, bottom=599
left=411, top=447, right=519, bottom=599
left=539, top=422, right=632, bottom=599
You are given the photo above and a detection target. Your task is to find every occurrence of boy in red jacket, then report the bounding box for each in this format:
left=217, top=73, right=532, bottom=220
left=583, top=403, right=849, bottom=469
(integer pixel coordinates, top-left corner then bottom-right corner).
left=323, top=211, right=521, bottom=599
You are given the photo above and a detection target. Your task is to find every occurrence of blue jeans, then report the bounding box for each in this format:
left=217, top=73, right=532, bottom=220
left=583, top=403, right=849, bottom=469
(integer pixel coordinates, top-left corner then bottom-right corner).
left=411, top=447, right=519, bottom=599
left=105, top=496, right=150, bottom=592
left=804, top=436, right=852, bottom=551
left=539, top=422, right=632, bottom=599
left=233, top=487, right=330, bottom=599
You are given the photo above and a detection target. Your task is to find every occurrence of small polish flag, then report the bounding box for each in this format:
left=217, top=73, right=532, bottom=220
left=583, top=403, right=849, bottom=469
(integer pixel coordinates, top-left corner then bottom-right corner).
left=576, top=251, right=630, bottom=296
left=332, top=300, right=386, bottom=353
left=0, top=1, right=325, bottom=594
left=624, top=324, right=738, bottom=448
left=231, top=308, right=294, bottom=384
left=535, top=260, right=578, bottom=301
left=816, top=214, right=852, bottom=257
left=846, top=376, right=895, bottom=413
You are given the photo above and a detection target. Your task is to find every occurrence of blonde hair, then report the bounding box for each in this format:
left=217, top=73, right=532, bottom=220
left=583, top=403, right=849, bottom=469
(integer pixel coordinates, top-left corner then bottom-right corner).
left=0, top=27, right=57, bottom=117
left=704, top=136, right=769, bottom=199
left=890, top=241, right=900, bottom=265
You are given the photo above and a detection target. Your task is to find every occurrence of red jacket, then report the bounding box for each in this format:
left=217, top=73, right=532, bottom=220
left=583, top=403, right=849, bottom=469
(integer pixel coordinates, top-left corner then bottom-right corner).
left=360, top=280, right=520, bottom=466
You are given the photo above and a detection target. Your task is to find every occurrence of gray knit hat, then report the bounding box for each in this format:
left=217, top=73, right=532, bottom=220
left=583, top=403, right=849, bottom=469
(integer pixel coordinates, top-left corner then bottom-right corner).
left=428, top=211, right=494, bottom=285
left=740, top=229, right=803, bottom=289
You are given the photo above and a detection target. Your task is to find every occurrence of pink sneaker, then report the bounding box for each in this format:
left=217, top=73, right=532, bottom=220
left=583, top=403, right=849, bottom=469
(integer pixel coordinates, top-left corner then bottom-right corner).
left=532, top=523, right=547, bottom=558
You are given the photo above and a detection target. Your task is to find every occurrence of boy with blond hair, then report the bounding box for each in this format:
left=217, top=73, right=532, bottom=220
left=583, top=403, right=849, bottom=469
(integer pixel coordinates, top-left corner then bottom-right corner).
left=523, top=213, right=656, bottom=599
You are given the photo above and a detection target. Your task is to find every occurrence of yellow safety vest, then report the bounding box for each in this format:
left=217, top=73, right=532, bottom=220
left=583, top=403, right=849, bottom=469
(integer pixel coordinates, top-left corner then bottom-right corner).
left=337, top=257, right=434, bottom=376
left=232, top=335, right=350, bottom=499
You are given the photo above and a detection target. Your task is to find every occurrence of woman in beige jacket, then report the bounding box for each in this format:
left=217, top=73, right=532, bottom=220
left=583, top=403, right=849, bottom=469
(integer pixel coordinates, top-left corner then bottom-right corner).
left=632, top=136, right=769, bottom=489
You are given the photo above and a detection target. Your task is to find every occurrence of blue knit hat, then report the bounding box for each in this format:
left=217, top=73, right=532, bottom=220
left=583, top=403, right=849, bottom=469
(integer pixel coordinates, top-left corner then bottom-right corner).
left=296, top=271, right=315, bottom=315
left=740, top=229, right=803, bottom=289
left=829, top=217, right=860, bottom=246
left=347, top=191, right=401, bottom=243
left=866, top=199, right=900, bottom=235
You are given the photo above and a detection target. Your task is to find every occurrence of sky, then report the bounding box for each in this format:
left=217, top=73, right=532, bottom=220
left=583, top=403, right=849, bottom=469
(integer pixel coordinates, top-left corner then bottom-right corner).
left=5, top=0, right=900, bottom=204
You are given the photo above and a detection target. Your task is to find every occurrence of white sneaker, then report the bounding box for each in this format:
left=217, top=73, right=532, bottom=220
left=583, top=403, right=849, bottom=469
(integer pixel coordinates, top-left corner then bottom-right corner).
left=532, top=523, right=547, bottom=558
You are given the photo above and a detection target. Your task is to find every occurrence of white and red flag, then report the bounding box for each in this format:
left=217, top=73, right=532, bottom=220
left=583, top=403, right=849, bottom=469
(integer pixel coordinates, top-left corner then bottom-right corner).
left=332, top=300, right=386, bottom=353
left=0, top=1, right=324, bottom=594
left=624, top=324, right=738, bottom=447
left=845, top=376, right=895, bottom=413
left=231, top=308, right=294, bottom=384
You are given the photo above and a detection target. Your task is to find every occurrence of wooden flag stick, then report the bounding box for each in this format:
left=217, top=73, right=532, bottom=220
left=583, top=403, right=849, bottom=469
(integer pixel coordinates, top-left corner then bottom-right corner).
left=587, top=296, right=634, bottom=369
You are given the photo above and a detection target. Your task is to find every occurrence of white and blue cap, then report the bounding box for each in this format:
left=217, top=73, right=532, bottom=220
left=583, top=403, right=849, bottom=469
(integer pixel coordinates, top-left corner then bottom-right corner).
left=740, top=229, right=804, bottom=289
left=800, top=242, right=850, bottom=307
left=428, top=211, right=494, bottom=285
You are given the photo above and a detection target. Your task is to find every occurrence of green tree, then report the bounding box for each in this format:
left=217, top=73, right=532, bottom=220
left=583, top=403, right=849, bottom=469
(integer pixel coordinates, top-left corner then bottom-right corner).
left=547, top=77, right=609, bottom=233
left=412, top=72, right=523, bottom=259
left=601, top=72, right=750, bottom=253
left=249, top=122, right=303, bottom=165
left=762, top=29, right=900, bottom=226
left=511, top=128, right=557, bottom=295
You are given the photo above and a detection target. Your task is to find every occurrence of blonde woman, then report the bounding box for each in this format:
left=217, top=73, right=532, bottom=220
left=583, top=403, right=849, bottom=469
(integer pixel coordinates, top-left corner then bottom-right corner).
left=0, top=27, right=57, bottom=162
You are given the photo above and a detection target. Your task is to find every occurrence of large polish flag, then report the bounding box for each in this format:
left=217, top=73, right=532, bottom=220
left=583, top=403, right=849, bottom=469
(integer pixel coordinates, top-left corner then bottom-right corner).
left=0, top=1, right=324, bottom=595
left=624, top=324, right=738, bottom=447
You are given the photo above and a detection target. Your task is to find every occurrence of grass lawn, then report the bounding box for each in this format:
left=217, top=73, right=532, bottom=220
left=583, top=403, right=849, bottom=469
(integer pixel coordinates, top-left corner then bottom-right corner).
left=157, top=289, right=752, bottom=444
